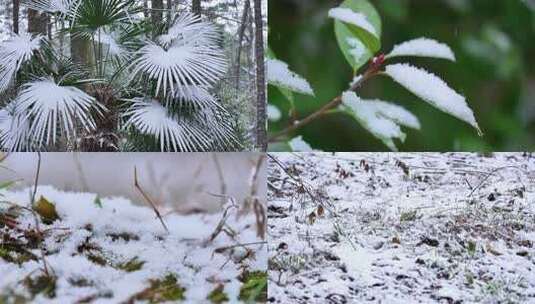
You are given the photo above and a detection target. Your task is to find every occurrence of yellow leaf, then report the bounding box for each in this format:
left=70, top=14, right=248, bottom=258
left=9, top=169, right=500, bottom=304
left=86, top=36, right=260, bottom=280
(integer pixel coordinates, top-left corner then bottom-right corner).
left=33, top=196, right=60, bottom=224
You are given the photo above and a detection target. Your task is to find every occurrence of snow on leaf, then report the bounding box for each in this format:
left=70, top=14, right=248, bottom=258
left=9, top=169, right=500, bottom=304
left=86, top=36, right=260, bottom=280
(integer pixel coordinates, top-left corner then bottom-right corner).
left=268, top=104, right=282, bottom=122
left=123, top=98, right=211, bottom=152
left=97, top=29, right=127, bottom=60
left=171, top=85, right=217, bottom=110
left=386, top=37, right=456, bottom=61
left=0, top=33, right=42, bottom=93
left=21, top=0, right=78, bottom=15
left=14, top=78, right=104, bottom=147
left=328, top=7, right=378, bottom=38
left=158, top=13, right=220, bottom=49
left=384, top=64, right=482, bottom=135
left=267, top=59, right=314, bottom=96
left=342, top=91, right=422, bottom=151
left=0, top=103, right=31, bottom=151
left=288, top=136, right=313, bottom=152
left=365, top=99, right=421, bottom=130
left=130, top=37, right=226, bottom=97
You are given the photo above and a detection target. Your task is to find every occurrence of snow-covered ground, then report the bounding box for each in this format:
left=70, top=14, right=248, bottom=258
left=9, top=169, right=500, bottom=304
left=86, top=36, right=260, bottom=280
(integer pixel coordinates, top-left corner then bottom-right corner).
left=268, top=152, right=535, bottom=303
left=0, top=186, right=267, bottom=303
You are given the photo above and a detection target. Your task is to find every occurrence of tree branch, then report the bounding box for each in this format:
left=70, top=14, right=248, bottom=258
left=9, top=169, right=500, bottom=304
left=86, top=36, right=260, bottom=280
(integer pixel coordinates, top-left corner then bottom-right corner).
left=269, top=55, right=386, bottom=143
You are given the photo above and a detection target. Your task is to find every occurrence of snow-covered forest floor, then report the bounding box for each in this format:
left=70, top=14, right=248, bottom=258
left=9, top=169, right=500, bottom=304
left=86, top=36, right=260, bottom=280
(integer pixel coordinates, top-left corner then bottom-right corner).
left=267, top=153, right=535, bottom=303
left=0, top=186, right=267, bottom=303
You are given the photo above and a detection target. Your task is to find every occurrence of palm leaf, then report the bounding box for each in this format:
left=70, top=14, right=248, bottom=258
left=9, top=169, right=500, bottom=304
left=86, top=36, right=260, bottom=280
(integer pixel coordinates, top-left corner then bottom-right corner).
left=0, top=103, right=31, bottom=151
left=21, top=0, right=79, bottom=16
left=123, top=97, right=215, bottom=151
left=0, top=33, right=43, bottom=93
left=130, top=14, right=226, bottom=97
left=14, top=78, right=105, bottom=147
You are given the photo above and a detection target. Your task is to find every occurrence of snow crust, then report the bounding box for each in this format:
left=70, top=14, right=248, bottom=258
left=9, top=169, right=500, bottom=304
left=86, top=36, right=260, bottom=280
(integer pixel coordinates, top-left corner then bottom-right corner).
left=387, top=37, right=456, bottom=61
left=0, top=186, right=266, bottom=303
left=328, top=7, right=377, bottom=37
left=385, top=63, right=481, bottom=134
left=267, top=59, right=315, bottom=96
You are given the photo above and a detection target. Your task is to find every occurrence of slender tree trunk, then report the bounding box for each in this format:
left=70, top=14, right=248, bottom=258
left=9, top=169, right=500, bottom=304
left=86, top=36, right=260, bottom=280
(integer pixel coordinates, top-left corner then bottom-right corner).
left=167, top=0, right=172, bottom=22
left=13, top=0, right=19, bottom=34
left=27, top=9, right=47, bottom=35
left=152, top=0, right=163, bottom=25
left=235, top=0, right=250, bottom=92
left=192, top=0, right=201, bottom=16
left=253, top=0, right=266, bottom=151
left=143, top=0, right=148, bottom=19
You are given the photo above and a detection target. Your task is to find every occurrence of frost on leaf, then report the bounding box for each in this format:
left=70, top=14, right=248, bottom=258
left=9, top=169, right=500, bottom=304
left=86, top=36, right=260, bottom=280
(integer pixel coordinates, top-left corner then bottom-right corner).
left=267, top=59, right=315, bottom=96
left=123, top=98, right=211, bottom=152
left=289, top=136, right=313, bottom=152
left=328, top=7, right=378, bottom=38
left=342, top=91, right=420, bottom=151
left=0, top=33, right=42, bottom=93
left=14, top=79, right=104, bottom=147
left=384, top=64, right=482, bottom=135
left=268, top=104, right=282, bottom=122
left=386, top=37, right=456, bottom=61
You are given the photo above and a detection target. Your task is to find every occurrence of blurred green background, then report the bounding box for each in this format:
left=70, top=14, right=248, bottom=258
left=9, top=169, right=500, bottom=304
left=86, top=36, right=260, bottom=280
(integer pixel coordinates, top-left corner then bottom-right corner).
left=268, top=0, right=535, bottom=151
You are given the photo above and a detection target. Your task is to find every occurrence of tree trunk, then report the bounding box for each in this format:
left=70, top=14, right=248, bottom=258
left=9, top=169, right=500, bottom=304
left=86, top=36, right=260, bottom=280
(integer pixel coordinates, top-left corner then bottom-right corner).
left=253, top=0, right=266, bottom=151
left=27, top=9, right=47, bottom=35
left=70, top=36, right=93, bottom=67
left=192, top=0, right=201, bottom=16
left=235, top=0, right=250, bottom=92
left=152, top=0, right=163, bottom=25
left=143, top=0, right=148, bottom=19
left=13, top=0, right=19, bottom=34
left=167, top=0, right=172, bottom=22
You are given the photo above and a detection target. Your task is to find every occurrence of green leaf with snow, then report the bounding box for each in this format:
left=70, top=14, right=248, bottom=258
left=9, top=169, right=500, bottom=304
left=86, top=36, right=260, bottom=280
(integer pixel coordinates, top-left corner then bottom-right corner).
left=341, top=92, right=420, bottom=151
left=267, top=58, right=314, bottom=97
left=384, top=64, right=482, bottom=136
left=288, top=136, right=313, bottom=152
left=332, top=0, right=381, bottom=71
left=386, top=37, right=456, bottom=61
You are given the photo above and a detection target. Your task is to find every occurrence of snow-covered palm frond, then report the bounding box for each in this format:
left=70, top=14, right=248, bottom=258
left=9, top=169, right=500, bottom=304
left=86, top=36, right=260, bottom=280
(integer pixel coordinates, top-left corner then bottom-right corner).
left=384, top=63, right=482, bottom=135
left=158, top=13, right=220, bottom=49
left=170, top=85, right=219, bottom=110
left=386, top=38, right=456, bottom=61
left=267, top=58, right=315, bottom=96
left=130, top=37, right=227, bottom=97
left=131, top=14, right=226, bottom=97
left=0, top=103, right=31, bottom=151
left=22, top=0, right=78, bottom=15
left=14, top=78, right=105, bottom=147
left=123, top=98, right=212, bottom=151
left=342, top=92, right=420, bottom=151
left=97, top=29, right=128, bottom=61
left=0, top=33, right=42, bottom=93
